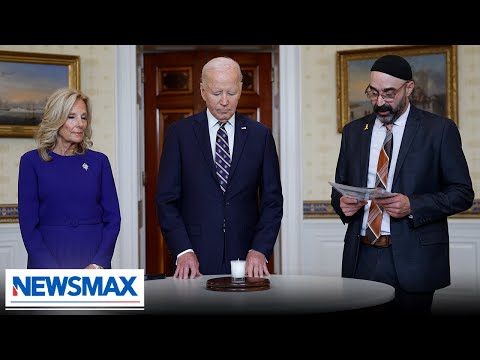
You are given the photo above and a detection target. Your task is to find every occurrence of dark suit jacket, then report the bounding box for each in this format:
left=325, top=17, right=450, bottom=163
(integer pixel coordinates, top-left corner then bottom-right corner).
left=331, top=105, right=474, bottom=292
left=156, top=110, right=283, bottom=275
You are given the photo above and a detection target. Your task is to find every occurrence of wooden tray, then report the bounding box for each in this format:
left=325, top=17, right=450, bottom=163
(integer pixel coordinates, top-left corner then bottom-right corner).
left=206, top=276, right=270, bottom=292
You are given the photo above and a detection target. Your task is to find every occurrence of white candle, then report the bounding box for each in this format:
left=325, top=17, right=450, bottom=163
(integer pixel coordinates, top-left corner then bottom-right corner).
left=230, top=259, right=246, bottom=280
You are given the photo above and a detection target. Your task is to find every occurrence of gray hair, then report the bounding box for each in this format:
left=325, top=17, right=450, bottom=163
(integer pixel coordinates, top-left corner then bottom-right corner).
left=201, top=56, right=243, bottom=84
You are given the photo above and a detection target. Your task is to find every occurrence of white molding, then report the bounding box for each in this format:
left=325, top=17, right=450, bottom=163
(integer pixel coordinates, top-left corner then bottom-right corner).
left=114, top=45, right=139, bottom=269
left=0, top=224, right=27, bottom=269
left=438, top=219, right=480, bottom=297
left=279, top=45, right=303, bottom=275
left=302, top=218, right=480, bottom=311
left=302, top=219, right=345, bottom=276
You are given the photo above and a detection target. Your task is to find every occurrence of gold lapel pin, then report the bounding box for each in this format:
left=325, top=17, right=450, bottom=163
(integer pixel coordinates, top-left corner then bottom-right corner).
left=363, top=124, right=369, bottom=131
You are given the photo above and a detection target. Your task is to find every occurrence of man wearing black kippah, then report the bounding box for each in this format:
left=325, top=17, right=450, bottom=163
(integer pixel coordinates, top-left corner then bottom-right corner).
left=331, top=54, right=474, bottom=315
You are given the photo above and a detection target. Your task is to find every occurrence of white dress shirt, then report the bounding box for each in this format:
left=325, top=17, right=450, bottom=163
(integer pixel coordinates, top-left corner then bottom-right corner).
left=360, top=104, right=410, bottom=236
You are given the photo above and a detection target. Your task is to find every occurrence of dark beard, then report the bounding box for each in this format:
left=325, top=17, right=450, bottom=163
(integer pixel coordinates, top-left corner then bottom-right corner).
left=373, top=94, right=407, bottom=124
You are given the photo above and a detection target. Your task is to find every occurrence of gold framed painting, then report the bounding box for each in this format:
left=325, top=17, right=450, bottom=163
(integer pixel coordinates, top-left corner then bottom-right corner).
left=336, top=45, right=457, bottom=132
left=0, top=50, right=80, bottom=138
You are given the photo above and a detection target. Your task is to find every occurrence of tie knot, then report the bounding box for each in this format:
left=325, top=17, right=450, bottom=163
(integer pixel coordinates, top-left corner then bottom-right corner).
left=218, top=121, right=227, bottom=129
left=384, top=123, right=393, bottom=131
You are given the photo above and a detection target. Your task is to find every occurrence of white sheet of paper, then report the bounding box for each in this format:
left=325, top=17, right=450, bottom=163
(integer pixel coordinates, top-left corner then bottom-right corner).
left=329, top=182, right=396, bottom=201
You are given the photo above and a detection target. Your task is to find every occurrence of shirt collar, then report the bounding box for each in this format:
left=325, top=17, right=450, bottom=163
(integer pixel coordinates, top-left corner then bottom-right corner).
left=207, top=108, right=235, bottom=129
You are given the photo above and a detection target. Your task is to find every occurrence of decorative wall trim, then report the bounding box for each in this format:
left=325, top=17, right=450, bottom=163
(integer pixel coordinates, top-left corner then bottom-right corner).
left=304, top=201, right=336, bottom=219
left=304, top=199, right=480, bottom=219
left=3, top=199, right=479, bottom=223
left=456, top=200, right=480, bottom=218
left=0, top=204, right=18, bottom=223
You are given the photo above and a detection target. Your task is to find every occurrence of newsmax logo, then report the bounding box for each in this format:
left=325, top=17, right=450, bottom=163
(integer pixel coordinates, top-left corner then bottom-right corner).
left=5, top=269, right=144, bottom=310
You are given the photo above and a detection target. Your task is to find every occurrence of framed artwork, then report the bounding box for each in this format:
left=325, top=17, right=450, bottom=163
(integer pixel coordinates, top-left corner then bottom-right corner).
left=0, top=50, right=80, bottom=138
left=336, top=45, right=457, bottom=132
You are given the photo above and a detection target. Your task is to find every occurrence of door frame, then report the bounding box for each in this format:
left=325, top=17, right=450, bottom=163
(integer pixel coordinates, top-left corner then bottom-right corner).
left=113, top=45, right=303, bottom=275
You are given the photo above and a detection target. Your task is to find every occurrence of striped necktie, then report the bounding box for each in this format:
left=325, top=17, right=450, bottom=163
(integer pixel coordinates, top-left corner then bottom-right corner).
left=366, top=123, right=393, bottom=245
left=215, top=122, right=231, bottom=192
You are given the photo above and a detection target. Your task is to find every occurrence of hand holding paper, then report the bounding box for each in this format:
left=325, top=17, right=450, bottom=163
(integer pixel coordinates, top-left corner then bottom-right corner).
left=329, top=182, right=396, bottom=201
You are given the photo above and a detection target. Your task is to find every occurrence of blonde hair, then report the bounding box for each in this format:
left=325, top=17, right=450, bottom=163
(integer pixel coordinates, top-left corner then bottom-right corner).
left=35, top=88, right=93, bottom=161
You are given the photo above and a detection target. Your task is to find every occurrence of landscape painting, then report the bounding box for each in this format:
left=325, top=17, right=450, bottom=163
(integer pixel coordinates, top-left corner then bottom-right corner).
left=0, top=51, right=80, bottom=137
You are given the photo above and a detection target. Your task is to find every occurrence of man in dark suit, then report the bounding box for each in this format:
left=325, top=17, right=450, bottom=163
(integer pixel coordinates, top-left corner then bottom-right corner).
left=331, top=55, right=474, bottom=314
left=156, top=57, right=283, bottom=279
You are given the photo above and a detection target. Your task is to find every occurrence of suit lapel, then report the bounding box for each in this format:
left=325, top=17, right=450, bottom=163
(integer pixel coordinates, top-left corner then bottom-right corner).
left=228, top=114, right=248, bottom=184
left=360, top=115, right=376, bottom=186
left=192, top=111, right=220, bottom=186
left=392, top=106, right=420, bottom=188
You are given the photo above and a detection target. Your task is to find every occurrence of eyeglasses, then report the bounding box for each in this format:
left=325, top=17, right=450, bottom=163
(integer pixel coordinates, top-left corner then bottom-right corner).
left=364, top=81, right=410, bottom=102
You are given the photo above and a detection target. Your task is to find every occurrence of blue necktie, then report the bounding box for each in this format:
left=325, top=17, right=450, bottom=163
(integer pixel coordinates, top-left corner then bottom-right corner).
left=215, top=122, right=231, bottom=192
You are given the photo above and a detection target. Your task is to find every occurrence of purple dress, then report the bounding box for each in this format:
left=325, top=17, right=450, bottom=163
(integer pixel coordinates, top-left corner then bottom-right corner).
left=18, top=149, right=121, bottom=269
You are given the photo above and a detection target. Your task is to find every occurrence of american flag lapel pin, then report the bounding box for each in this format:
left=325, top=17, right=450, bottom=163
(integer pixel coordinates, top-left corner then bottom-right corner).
left=241, top=126, right=246, bottom=130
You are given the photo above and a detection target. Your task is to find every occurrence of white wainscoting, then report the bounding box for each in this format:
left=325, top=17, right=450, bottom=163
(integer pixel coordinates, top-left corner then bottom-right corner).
left=0, top=224, right=27, bottom=270
left=302, top=218, right=345, bottom=277
left=302, top=218, right=480, bottom=313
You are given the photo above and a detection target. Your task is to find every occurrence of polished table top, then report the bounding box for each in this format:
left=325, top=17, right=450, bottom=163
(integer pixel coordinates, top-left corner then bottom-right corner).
left=144, top=274, right=395, bottom=315
left=0, top=274, right=394, bottom=316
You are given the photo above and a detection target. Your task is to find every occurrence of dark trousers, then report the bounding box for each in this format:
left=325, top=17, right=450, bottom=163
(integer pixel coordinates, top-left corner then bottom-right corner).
left=354, top=243, right=434, bottom=315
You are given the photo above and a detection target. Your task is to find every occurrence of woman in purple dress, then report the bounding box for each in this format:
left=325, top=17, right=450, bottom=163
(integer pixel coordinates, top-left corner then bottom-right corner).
left=18, top=88, right=121, bottom=269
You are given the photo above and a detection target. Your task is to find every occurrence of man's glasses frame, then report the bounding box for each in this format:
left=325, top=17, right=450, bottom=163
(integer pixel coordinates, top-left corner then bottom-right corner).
left=364, top=81, right=410, bottom=102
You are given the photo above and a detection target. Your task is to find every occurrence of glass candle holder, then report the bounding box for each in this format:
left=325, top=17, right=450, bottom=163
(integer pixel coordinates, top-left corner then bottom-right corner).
left=230, top=259, right=246, bottom=282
